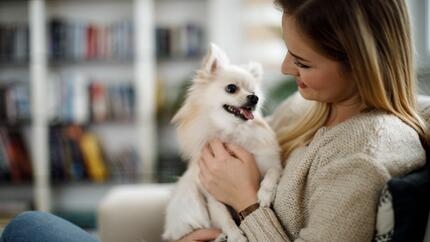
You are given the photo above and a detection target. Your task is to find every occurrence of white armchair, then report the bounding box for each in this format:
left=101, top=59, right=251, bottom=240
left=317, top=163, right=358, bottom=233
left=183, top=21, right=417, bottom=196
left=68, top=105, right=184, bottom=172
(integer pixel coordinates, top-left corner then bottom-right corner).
left=98, top=184, right=174, bottom=242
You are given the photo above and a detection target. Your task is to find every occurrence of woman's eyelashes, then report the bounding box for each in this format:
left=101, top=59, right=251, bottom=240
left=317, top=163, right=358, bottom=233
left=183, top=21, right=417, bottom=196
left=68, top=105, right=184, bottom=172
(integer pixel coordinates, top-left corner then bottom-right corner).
left=293, top=59, right=310, bottom=69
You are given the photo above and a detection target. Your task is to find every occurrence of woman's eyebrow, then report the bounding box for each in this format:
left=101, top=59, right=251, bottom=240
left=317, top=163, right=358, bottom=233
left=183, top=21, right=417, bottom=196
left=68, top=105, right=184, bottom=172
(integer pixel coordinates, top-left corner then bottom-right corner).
left=289, top=51, right=310, bottom=62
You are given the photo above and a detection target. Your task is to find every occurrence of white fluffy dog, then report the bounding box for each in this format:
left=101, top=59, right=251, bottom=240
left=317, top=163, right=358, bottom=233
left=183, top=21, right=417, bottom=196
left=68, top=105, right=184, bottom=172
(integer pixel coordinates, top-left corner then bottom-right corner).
left=162, top=44, right=282, bottom=242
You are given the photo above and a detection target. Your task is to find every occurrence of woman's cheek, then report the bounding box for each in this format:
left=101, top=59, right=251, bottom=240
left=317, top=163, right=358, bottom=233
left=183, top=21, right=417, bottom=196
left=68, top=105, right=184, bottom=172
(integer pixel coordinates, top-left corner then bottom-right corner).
left=303, top=73, right=329, bottom=90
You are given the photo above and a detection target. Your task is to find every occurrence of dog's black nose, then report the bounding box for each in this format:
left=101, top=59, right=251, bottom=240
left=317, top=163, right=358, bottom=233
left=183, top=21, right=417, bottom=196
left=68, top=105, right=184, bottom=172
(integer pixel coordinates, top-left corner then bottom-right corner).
left=247, top=95, right=259, bottom=105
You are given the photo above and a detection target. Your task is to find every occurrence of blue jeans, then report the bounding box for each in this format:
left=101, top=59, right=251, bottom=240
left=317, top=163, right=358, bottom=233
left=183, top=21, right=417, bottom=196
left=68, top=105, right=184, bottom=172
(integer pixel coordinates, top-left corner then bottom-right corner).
left=0, top=211, right=100, bottom=242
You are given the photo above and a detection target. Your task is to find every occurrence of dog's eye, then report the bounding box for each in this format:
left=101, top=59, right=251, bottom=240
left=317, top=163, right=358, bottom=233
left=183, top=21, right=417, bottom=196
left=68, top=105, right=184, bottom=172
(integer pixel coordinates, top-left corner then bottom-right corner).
left=225, top=84, right=238, bottom=94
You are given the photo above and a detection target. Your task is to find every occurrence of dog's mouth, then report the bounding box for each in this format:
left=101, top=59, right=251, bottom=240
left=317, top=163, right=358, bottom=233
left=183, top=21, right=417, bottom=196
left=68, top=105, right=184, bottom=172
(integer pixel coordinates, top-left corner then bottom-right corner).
left=223, top=104, right=255, bottom=121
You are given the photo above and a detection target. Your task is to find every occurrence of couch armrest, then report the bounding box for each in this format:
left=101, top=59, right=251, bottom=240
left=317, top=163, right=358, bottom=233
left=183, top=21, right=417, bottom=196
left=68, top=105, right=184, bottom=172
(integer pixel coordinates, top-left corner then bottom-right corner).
left=97, top=184, right=174, bottom=242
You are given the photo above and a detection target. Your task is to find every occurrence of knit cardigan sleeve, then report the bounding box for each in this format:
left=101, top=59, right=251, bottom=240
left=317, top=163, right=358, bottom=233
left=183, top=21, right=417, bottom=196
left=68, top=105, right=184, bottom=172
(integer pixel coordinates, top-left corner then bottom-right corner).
left=240, top=207, right=291, bottom=241
left=240, top=153, right=390, bottom=242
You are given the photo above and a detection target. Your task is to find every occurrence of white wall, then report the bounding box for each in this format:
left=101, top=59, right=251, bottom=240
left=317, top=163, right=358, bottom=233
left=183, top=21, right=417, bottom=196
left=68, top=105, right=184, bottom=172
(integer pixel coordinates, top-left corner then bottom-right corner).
left=408, top=0, right=430, bottom=70
left=407, top=0, right=430, bottom=94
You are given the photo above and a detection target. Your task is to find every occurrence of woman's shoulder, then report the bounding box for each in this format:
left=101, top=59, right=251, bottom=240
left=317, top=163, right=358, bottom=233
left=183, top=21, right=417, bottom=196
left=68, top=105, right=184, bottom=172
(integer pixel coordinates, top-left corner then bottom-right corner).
left=318, top=110, right=426, bottom=177
left=351, top=110, right=419, bottom=144
left=322, top=110, right=418, bottom=142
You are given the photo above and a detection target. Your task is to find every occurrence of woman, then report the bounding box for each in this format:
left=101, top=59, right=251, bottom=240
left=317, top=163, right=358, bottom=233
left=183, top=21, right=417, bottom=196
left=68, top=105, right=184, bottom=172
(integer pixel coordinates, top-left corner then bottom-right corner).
left=179, top=0, right=428, bottom=241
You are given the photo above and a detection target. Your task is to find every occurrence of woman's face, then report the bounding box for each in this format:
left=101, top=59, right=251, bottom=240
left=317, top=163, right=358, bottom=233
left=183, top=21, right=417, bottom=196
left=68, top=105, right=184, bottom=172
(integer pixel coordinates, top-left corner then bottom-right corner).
left=281, top=14, right=358, bottom=104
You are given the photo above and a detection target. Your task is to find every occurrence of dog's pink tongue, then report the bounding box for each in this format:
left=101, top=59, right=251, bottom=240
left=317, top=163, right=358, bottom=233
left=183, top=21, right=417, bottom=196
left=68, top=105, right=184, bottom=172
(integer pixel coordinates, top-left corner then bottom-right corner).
left=240, top=108, right=254, bottom=120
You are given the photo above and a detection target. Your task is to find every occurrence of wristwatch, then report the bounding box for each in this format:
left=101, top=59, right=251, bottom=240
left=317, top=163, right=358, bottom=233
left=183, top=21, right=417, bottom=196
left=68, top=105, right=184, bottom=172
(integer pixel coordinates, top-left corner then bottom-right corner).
left=238, top=203, right=260, bottom=221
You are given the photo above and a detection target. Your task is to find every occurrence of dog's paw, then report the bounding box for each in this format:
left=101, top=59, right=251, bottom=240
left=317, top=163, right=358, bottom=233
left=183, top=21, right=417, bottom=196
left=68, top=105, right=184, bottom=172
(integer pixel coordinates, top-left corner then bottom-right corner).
left=257, top=186, right=275, bottom=207
left=258, top=173, right=280, bottom=207
left=214, top=233, right=228, bottom=242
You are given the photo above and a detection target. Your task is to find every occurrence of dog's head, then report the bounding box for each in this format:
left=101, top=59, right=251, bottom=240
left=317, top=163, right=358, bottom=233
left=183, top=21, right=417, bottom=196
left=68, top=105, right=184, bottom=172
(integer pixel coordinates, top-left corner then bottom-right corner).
left=172, top=44, right=265, bottom=160
left=173, top=43, right=264, bottom=129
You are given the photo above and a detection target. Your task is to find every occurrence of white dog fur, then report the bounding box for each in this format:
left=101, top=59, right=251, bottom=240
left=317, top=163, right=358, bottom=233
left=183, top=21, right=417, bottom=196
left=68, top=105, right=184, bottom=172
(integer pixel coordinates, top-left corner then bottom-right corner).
left=162, top=43, right=282, bottom=242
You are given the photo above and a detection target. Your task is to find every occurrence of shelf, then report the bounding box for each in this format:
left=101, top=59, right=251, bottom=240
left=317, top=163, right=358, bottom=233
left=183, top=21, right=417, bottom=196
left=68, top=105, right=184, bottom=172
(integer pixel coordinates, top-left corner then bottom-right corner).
left=156, top=56, right=203, bottom=63
left=51, top=180, right=142, bottom=188
left=0, top=120, right=32, bottom=127
left=48, top=59, right=134, bottom=67
left=0, top=184, right=33, bottom=201
left=49, top=120, right=136, bottom=127
left=0, top=62, right=29, bottom=68
left=0, top=0, right=246, bottom=214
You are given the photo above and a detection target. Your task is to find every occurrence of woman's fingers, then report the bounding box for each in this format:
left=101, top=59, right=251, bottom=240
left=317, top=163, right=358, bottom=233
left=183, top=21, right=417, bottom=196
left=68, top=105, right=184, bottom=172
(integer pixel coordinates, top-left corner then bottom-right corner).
left=201, top=144, right=213, bottom=162
left=208, top=138, right=230, bottom=160
left=225, top=143, right=252, bottom=163
left=198, top=157, right=211, bottom=188
left=189, top=228, right=222, bottom=241
left=176, top=228, right=222, bottom=242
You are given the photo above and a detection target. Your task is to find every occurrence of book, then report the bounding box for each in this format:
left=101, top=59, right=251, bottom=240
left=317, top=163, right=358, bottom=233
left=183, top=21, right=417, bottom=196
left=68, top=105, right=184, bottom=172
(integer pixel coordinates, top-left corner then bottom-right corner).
left=49, top=126, right=67, bottom=181
left=0, top=129, right=11, bottom=181
left=0, top=128, right=32, bottom=183
left=155, top=23, right=205, bottom=59
left=79, top=133, right=107, bottom=182
left=89, top=82, right=108, bottom=123
left=48, top=19, right=133, bottom=62
left=8, top=129, right=32, bottom=182
left=64, top=125, right=86, bottom=180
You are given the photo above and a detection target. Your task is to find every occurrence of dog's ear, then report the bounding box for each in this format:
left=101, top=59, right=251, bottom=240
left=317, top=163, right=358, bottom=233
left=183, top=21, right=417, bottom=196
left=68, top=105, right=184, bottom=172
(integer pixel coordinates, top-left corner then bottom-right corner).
left=201, top=43, right=230, bottom=75
left=244, top=62, right=263, bottom=81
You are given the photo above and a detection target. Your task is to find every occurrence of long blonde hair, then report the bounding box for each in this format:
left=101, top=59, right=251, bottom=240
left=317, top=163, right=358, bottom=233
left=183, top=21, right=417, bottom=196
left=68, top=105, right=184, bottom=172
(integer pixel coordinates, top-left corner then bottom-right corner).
left=275, top=0, right=429, bottom=161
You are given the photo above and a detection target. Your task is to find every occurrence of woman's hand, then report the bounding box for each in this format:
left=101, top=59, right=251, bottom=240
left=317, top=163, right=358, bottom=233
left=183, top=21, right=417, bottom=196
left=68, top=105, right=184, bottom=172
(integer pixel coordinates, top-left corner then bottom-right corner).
left=198, top=138, right=261, bottom=212
left=173, top=228, right=221, bottom=242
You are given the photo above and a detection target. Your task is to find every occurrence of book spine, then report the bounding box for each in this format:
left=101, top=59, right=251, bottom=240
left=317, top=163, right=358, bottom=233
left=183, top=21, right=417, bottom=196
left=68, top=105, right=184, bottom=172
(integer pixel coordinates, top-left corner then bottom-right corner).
left=155, top=23, right=205, bottom=59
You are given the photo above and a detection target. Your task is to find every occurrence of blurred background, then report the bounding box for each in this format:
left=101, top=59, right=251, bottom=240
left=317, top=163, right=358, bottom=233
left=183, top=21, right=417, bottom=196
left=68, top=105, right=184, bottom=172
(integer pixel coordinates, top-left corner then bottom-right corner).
left=0, top=0, right=428, bottom=236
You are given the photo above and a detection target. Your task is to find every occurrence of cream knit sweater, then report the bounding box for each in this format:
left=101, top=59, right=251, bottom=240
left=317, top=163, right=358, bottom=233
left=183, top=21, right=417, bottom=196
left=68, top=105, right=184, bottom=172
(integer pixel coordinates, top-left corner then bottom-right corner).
left=240, top=93, right=426, bottom=242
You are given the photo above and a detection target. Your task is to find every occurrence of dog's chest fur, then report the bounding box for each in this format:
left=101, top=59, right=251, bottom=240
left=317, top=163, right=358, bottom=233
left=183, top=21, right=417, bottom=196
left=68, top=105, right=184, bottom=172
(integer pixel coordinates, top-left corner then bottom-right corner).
left=217, top=118, right=266, bottom=149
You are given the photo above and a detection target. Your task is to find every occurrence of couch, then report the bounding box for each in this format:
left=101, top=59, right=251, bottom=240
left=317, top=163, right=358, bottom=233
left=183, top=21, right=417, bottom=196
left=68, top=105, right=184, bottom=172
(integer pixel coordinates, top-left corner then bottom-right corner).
left=98, top=97, right=430, bottom=242
left=98, top=184, right=173, bottom=242
left=97, top=183, right=430, bottom=242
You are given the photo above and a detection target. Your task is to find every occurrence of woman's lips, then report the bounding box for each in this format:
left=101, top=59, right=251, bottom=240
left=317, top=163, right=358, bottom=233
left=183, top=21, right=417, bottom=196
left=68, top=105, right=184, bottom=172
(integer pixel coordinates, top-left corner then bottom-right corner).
left=296, top=79, right=308, bottom=88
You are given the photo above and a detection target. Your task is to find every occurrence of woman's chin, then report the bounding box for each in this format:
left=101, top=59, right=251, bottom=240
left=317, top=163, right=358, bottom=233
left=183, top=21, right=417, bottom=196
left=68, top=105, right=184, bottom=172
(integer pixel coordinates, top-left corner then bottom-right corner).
left=298, top=89, right=314, bottom=100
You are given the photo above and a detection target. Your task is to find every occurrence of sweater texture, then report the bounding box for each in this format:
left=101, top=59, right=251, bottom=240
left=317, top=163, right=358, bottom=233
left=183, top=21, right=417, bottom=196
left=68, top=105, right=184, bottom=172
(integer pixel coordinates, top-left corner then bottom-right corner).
left=240, top=93, right=426, bottom=242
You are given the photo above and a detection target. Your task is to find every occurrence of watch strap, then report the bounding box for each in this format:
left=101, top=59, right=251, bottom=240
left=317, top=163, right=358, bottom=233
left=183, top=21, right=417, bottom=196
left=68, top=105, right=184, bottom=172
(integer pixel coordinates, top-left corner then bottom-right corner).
left=238, top=203, right=260, bottom=221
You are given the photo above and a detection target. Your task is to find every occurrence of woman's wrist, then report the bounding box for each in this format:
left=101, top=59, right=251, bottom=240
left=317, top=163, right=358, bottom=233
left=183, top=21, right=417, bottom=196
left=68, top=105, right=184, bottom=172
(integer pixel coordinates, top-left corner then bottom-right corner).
left=234, top=195, right=258, bottom=212
left=237, top=202, right=260, bottom=222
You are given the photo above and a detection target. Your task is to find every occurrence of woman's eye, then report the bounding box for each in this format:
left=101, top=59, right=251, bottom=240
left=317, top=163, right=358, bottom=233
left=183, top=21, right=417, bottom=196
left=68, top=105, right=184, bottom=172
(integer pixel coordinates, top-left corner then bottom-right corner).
left=293, top=59, right=310, bottom=69
left=225, top=84, right=238, bottom=93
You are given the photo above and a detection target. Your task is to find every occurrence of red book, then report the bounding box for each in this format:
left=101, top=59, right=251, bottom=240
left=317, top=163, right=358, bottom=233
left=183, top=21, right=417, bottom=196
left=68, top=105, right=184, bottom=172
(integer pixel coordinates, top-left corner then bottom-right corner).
left=1, top=129, right=31, bottom=183
left=86, top=24, right=98, bottom=60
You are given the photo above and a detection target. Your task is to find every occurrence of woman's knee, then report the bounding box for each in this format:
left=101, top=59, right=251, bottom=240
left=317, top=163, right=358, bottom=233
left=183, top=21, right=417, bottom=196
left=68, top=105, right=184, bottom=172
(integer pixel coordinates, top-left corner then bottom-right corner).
left=12, top=211, right=48, bottom=222
left=1, top=211, right=50, bottom=242
left=1, top=211, right=99, bottom=242
left=6, top=211, right=43, bottom=228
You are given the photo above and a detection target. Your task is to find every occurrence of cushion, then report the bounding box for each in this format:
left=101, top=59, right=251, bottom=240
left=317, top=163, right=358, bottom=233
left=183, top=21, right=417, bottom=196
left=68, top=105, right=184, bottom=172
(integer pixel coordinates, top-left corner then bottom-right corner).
left=374, top=185, right=394, bottom=242
left=387, top=153, right=430, bottom=242
left=373, top=96, right=430, bottom=242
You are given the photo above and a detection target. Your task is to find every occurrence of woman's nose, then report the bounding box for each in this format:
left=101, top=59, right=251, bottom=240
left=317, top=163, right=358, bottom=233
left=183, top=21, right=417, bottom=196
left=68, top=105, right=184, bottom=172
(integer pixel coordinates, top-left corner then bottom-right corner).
left=281, top=52, right=299, bottom=76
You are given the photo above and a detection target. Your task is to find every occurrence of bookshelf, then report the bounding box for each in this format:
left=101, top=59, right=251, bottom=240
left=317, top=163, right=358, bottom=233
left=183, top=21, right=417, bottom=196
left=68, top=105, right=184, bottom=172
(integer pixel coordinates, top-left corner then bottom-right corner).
left=0, top=0, right=33, bottom=225
left=0, top=0, right=158, bottom=217
left=0, top=0, right=285, bottom=228
left=44, top=0, right=156, bottom=214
